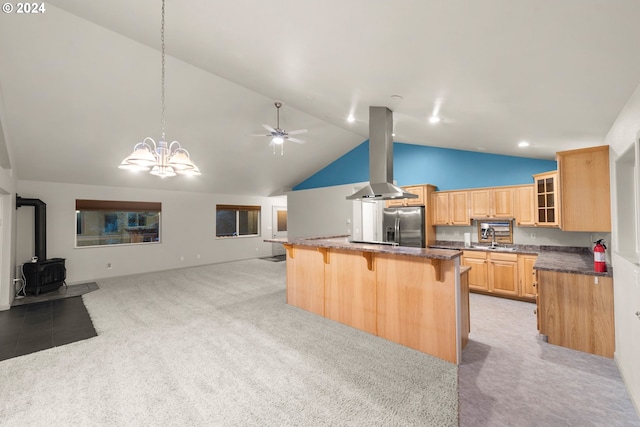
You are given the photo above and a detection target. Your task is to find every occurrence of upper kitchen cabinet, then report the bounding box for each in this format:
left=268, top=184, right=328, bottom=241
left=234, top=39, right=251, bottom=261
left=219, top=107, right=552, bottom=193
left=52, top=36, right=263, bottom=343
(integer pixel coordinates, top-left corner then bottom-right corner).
left=469, top=187, right=514, bottom=219
left=432, top=191, right=470, bottom=226
left=533, top=171, right=560, bottom=227
left=386, top=185, right=426, bottom=207
left=557, top=145, right=611, bottom=232
left=514, top=185, right=536, bottom=226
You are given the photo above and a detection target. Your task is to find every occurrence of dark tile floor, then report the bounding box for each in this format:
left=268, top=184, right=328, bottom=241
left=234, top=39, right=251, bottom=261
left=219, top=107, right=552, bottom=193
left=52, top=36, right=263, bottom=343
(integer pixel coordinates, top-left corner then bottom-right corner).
left=0, top=295, right=97, bottom=361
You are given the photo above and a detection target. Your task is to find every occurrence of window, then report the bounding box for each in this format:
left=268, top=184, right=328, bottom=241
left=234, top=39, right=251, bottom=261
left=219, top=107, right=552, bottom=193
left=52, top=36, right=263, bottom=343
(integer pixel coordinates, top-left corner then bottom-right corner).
left=75, top=200, right=161, bottom=247
left=216, top=205, right=261, bottom=238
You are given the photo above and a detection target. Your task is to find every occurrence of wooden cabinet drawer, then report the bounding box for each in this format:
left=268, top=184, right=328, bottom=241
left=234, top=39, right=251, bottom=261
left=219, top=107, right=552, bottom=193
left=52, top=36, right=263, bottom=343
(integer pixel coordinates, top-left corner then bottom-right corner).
left=462, top=250, right=487, bottom=260
left=489, top=252, right=518, bottom=262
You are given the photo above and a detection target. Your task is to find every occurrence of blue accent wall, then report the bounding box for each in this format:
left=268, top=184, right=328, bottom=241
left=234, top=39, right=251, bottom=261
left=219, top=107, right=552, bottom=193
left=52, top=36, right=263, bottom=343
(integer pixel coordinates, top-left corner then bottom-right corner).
left=294, top=141, right=557, bottom=191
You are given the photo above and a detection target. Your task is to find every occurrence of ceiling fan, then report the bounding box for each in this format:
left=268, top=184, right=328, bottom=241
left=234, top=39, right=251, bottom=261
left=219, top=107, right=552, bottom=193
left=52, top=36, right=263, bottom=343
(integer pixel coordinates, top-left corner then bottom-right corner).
left=254, top=101, right=307, bottom=155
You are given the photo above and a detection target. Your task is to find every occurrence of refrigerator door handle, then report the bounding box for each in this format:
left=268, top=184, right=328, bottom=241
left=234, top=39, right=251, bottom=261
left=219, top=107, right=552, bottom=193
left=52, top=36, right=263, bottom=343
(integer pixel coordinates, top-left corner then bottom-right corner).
left=394, top=217, right=400, bottom=245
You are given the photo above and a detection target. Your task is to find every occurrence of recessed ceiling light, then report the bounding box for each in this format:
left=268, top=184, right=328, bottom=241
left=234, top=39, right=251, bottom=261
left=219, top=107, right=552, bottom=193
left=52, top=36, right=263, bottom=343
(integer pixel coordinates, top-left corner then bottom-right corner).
left=347, top=115, right=355, bottom=123
left=518, top=141, right=530, bottom=147
left=478, top=147, right=486, bottom=151
left=428, top=116, right=441, bottom=124
left=391, top=95, right=403, bottom=101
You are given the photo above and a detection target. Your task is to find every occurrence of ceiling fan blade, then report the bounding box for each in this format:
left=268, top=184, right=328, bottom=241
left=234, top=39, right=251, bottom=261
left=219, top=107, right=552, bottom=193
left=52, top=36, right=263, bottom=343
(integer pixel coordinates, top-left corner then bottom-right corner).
left=262, top=124, right=276, bottom=133
left=287, top=137, right=306, bottom=144
left=251, top=134, right=271, bottom=137
left=287, top=129, right=308, bottom=135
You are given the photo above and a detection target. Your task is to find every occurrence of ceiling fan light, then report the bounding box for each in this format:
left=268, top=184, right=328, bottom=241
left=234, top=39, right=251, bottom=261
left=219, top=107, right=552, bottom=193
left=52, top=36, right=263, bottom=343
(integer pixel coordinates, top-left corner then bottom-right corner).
left=272, top=136, right=284, bottom=145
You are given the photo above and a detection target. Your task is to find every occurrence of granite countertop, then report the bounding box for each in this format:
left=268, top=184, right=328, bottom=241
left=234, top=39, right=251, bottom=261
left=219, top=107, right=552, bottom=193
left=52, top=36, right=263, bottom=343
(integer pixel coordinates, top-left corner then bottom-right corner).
left=431, top=240, right=613, bottom=277
left=266, top=236, right=462, bottom=260
left=534, top=250, right=612, bottom=277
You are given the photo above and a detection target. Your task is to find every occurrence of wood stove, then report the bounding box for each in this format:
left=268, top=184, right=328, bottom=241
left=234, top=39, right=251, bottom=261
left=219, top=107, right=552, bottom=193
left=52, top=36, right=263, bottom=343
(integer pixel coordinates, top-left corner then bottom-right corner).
left=22, top=258, right=66, bottom=295
left=16, top=195, right=67, bottom=295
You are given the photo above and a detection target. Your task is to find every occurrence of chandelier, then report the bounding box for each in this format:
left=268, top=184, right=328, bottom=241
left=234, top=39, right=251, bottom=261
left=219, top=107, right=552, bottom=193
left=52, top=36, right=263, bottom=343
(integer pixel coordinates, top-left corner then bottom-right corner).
left=119, top=0, right=200, bottom=178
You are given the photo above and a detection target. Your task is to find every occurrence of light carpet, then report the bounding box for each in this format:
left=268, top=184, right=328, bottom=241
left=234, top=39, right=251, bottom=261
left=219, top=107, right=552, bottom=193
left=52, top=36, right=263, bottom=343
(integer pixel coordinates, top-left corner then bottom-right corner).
left=0, top=259, right=458, bottom=426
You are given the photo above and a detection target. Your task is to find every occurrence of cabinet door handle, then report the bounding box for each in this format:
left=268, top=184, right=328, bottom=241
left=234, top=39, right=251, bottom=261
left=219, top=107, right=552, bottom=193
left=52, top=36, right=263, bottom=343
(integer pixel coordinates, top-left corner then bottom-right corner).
left=532, top=282, right=537, bottom=287
left=636, top=311, right=640, bottom=320
left=533, top=309, right=537, bottom=315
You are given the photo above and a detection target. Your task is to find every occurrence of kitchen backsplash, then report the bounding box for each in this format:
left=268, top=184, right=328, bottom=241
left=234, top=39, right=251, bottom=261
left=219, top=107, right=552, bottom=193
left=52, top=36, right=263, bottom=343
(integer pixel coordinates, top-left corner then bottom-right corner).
left=436, top=223, right=611, bottom=249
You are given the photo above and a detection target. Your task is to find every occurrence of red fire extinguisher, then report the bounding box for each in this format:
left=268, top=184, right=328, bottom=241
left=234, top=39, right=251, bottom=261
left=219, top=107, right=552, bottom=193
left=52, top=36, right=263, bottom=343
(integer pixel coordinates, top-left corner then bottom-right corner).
left=594, top=239, right=607, bottom=273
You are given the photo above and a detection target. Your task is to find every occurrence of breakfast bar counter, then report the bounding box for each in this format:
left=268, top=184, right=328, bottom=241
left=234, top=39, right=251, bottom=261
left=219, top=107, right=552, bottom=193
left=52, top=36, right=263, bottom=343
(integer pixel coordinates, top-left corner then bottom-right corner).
left=266, top=236, right=467, bottom=364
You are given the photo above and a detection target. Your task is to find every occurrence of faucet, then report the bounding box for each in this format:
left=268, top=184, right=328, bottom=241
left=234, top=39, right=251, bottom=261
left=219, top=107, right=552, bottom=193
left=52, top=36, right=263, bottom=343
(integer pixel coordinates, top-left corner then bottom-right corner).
left=483, top=226, right=498, bottom=248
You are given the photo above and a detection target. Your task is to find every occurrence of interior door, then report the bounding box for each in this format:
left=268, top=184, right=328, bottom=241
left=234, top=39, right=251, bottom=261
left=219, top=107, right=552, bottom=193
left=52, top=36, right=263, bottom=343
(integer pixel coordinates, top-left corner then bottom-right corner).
left=271, top=206, right=287, bottom=256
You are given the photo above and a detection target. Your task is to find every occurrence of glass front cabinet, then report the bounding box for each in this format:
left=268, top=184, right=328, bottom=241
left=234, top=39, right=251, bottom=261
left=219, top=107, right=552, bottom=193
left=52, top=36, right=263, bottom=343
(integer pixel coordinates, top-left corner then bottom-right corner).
left=532, top=171, right=560, bottom=227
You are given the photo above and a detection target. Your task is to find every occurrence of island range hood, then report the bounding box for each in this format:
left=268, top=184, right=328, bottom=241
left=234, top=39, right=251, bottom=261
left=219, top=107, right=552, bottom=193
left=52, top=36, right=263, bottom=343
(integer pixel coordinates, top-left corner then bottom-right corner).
left=346, top=106, right=418, bottom=201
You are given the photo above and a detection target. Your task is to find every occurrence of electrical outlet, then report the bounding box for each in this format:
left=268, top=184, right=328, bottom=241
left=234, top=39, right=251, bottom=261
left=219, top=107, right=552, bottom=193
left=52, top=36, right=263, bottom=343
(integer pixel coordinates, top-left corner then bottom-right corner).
left=180, top=256, right=184, bottom=261
left=197, top=254, right=201, bottom=259
left=107, top=263, right=112, bottom=269
left=530, top=233, right=536, bottom=240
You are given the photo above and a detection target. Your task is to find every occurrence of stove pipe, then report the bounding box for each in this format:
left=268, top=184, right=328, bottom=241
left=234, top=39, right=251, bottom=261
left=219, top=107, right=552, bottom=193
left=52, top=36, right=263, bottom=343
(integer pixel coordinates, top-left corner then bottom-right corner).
left=16, top=195, right=47, bottom=261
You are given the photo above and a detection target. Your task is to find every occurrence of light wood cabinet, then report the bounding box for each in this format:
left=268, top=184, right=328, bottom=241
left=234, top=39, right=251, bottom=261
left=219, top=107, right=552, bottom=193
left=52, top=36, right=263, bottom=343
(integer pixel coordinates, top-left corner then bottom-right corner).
left=533, top=171, right=560, bottom=227
left=462, top=251, right=537, bottom=301
left=432, top=190, right=470, bottom=226
left=462, top=251, right=489, bottom=291
left=557, top=145, right=611, bottom=232
left=469, top=187, right=515, bottom=219
left=284, top=245, right=325, bottom=316
left=284, top=243, right=467, bottom=364
left=324, top=249, right=377, bottom=335
left=518, top=254, right=538, bottom=298
left=514, top=185, right=536, bottom=226
left=537, top=270, right=614, bottom=358
left=386, top=185, right=425, bottom=207
left=488, top=252, right=518, bottom=297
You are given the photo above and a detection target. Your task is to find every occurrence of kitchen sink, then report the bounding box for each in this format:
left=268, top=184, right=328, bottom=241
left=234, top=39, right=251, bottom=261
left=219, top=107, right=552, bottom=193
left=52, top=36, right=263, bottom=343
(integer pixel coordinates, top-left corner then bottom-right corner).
left=469, top=245, right=517, bottom=252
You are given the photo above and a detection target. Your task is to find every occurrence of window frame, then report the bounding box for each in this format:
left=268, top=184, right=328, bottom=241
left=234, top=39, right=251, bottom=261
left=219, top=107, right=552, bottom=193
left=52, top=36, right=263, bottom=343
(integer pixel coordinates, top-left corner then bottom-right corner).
left=215, top=204, right=261, bottom=239
left=75, top=200, right=162, bottom=248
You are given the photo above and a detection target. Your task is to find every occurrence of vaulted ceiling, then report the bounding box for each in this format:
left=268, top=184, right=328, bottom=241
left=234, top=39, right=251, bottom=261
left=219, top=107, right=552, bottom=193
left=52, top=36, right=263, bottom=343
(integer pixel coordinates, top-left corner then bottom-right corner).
left=1, top=0, right=639, bottom=196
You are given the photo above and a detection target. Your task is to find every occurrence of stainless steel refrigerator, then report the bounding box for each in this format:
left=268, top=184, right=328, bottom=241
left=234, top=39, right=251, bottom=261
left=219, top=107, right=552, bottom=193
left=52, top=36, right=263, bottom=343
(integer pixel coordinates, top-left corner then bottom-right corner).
left=383, top=206, right=425, bottom=248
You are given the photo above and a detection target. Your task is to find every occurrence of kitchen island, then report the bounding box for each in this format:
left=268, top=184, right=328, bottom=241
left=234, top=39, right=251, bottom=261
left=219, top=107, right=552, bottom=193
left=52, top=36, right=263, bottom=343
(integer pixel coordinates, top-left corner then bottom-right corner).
left=265, top=236, right=467, bottom=364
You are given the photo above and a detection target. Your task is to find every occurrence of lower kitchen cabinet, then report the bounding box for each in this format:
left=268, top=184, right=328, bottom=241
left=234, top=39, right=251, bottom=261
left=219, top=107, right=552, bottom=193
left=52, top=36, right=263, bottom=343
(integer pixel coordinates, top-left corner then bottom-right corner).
left=518, top=255, right=538, bottom=298
left=462, top=251, right=536, bottom=301
left=461, top=251, right=488, bottom=291
left=537, top=270, right=614, bottom=358
left=489, top=253, right=518, bottom=296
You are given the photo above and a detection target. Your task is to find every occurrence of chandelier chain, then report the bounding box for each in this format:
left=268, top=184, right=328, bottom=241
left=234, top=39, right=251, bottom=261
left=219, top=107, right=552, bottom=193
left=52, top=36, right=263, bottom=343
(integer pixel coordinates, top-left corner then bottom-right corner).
left=160, top=0, right=166, bottom=139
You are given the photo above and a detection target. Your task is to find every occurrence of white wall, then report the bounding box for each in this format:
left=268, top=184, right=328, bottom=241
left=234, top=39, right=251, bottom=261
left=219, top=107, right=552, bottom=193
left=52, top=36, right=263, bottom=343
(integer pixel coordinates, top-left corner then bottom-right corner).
left=606, top=83, right=640, bottom=415
left=0, top=168, right=16, bottom=310
left=16, top=180, right=286, bottom=285
left=287, top=183, right=366, bottom=239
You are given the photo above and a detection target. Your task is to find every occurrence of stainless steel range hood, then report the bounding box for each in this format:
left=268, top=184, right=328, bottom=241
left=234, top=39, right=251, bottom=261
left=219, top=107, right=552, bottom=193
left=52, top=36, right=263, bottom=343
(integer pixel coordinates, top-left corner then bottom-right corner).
left=346, top=106, right=418, bottom=200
